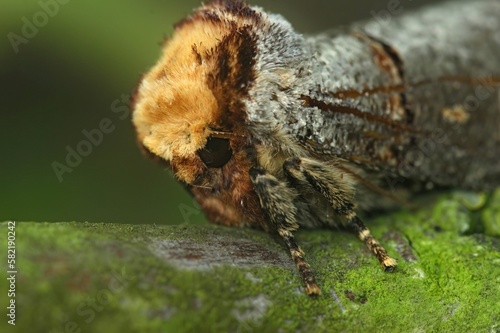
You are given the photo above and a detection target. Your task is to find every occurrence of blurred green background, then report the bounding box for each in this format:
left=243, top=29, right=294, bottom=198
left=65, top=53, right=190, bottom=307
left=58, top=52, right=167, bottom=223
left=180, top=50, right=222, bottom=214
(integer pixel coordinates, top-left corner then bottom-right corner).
left=1, top=0, right=439, bottom=225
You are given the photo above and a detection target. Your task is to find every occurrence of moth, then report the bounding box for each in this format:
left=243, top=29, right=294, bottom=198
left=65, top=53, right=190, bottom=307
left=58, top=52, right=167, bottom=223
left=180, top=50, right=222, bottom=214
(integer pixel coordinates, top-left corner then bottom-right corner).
left=132, top=0, right=500, bottom=296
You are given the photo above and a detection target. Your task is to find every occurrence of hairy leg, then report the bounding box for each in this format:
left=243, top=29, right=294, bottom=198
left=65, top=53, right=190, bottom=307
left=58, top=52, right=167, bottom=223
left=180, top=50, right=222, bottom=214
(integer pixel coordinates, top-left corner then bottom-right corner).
left=250, top=167, right=321, bottom=297
left=284, top=157, right=397, bottom=271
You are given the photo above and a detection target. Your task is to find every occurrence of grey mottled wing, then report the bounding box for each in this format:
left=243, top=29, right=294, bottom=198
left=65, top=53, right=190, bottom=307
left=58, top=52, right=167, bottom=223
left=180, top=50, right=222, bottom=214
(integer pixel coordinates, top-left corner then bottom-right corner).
left=289, top=0, right=500, bottom=190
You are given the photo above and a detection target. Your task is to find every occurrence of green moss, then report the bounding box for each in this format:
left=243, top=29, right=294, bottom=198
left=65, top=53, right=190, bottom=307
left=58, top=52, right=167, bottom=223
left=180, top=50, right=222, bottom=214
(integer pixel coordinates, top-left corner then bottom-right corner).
left=0, top=191, right=499, bottom=332
left=482, top=189, right=500, bottom=237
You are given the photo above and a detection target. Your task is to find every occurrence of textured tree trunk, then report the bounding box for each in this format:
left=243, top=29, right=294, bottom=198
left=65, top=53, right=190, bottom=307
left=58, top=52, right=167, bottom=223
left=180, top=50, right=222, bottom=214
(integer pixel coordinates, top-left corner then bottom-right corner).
left=1, top=190, right=499, bottom=333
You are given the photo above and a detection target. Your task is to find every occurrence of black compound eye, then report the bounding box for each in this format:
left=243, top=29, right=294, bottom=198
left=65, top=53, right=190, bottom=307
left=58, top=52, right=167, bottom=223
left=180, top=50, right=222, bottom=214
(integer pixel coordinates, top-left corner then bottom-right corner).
left=197, top=137, right=233, bottom=168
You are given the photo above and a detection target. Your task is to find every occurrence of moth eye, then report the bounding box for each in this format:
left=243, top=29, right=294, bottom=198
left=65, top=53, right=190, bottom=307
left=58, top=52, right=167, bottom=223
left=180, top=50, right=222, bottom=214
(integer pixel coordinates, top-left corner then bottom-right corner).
left=197, top=137, right=233, bottom=168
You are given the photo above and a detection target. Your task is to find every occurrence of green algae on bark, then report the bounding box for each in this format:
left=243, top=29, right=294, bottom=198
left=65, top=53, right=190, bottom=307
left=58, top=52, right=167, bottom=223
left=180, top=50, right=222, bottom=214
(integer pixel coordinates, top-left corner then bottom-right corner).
left=0, top=190, right=499, bottom=333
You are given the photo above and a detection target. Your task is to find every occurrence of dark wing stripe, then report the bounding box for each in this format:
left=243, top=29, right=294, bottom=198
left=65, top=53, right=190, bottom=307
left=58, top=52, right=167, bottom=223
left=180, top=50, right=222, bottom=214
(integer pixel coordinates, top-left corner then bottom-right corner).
left=299, top=95, right=419, bottom=133
left=331, top=76, right=500, bottom=100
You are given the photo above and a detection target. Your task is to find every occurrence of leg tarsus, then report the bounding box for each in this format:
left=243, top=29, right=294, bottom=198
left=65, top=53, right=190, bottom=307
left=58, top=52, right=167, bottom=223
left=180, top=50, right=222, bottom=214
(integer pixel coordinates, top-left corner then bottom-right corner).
left=348, top=215, right=397, bottom=271
left=279, top=229, right=321, bottom=297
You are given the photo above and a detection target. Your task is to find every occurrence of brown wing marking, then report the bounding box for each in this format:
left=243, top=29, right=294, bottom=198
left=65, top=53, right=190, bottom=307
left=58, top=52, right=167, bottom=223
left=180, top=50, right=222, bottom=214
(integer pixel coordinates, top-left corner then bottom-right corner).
left=299, top=95, right=419, bottom=134
left=331, top=76, right=500, bottom=100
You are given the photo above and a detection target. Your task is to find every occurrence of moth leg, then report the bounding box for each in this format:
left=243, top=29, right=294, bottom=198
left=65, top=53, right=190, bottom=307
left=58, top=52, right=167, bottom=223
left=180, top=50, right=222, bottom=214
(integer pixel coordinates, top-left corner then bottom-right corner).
left=284, top=158, right=397, bottom=272
left=249, top=167, right=321, bottom=297
left=346, top=216, right=397, bottom=272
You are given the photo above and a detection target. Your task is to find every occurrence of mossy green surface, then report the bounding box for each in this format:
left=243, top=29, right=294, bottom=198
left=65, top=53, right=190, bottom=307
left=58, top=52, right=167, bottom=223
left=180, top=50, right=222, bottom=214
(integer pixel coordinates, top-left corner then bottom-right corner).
left=1, top=190, right=499, bottom=333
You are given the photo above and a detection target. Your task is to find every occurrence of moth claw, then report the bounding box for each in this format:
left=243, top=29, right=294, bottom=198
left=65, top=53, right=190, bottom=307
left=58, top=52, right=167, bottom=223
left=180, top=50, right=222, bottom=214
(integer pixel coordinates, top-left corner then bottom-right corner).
left=382, top=257, right=398, bottom=272
left=305, top=284, right=322, bottom=298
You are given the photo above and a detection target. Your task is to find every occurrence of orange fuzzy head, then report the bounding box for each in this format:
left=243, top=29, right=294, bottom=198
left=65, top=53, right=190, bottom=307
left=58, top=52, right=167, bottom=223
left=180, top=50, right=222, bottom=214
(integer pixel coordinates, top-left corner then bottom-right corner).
left=132, top=1, right=266, bottom=227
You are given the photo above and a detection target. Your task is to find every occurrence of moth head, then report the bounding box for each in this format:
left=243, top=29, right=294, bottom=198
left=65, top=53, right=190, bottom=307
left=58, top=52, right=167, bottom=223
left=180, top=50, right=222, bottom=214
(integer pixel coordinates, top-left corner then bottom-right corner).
left=132, top=1, right=262, bottom=185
